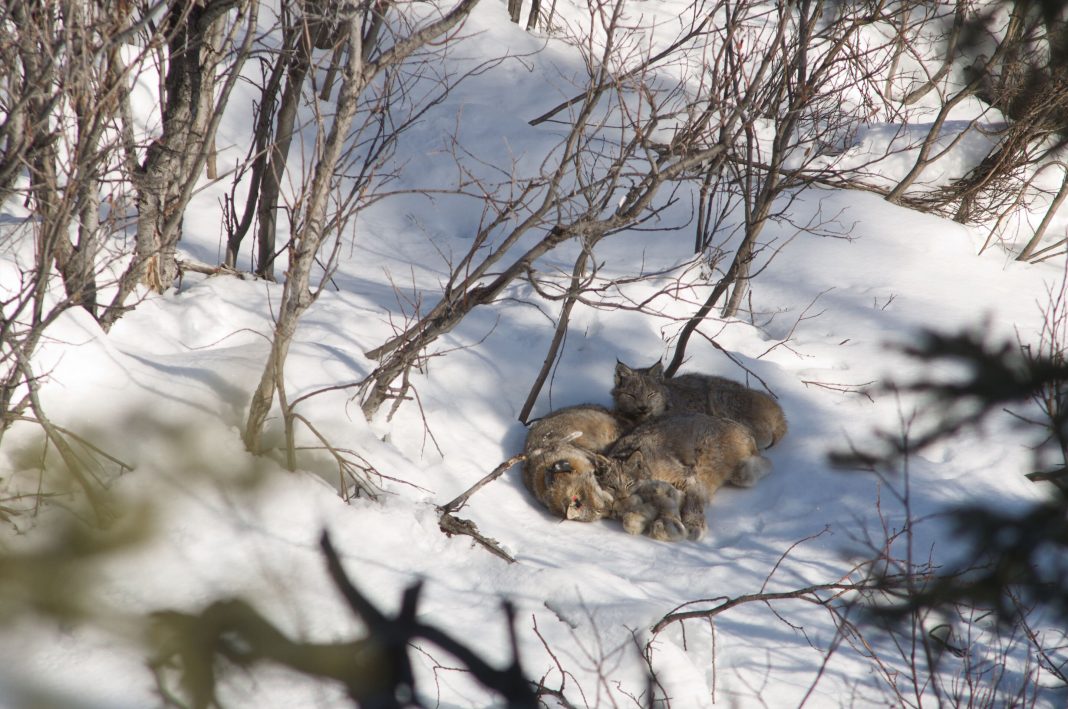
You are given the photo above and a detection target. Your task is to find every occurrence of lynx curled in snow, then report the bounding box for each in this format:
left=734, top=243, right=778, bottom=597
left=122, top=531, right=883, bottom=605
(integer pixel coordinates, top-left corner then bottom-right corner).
left=612, top=361, right=788, bottom=449
left=607, top=413, right=773, bottom=541
left=522, top=404, right=625, bottom=522
left=521, top=405, right=675, bottom=533
left=521, top=405, right=772, bottom=543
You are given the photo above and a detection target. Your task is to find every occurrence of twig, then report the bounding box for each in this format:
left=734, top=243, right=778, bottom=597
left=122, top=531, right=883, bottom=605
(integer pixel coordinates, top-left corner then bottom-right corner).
left=320, top=532, right=537, bottom=705
left=13, top=416, right=133, bottom=472
left=288, top=412, right=384, bottom=500
left=438, top=513, right=516, bottom=564
left=759, top=526, right=832, bottom=593
left=695, top=330, right=775, bottom=394
left=12, top=356, right=114, bottom=526
left=530, top=614, right=583, bottom=708
left=438, top=453, right=526, bottom=514
left=651, top=581, right=867, bottom=635
left=801, top=379, right=876, bottom=401
left=175, top=257, right=251, bottom=280
left=435, top=454, right=526, bottom=564
left=518, top=247, right=589, bottom=424
left=755, top=287, right=833, bottom=360
left=527, top=10, right=716, bottom=126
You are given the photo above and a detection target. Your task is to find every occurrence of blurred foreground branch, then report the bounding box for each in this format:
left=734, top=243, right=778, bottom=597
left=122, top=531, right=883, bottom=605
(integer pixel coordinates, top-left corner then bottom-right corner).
left=152, top=530, right=536, bottom=708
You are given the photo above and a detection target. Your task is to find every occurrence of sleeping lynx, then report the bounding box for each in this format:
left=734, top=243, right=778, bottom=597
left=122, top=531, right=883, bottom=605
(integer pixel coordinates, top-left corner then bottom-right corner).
left=522, top=404, right=624, bottom=522
left=522, top=404, right=773, bottom=542
left=612, top=361, right=788, bottom=449
left=606, top=413, right=773, bottom=541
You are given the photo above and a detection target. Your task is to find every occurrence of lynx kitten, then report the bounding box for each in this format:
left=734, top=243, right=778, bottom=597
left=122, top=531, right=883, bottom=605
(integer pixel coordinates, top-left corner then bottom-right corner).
left=607, top=413, right=773, bottom=541
left=612, top=361, right=787, bottom=449
left=522, top=404, right=624, bottom=522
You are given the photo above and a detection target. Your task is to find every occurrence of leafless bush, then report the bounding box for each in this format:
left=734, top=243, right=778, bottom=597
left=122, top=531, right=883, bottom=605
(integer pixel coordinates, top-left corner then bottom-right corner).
left=831, top=450, right=1063, bottom=707
left=358, top=0, right=919, bottom=418
left=358, top=0, right=730, bottom=418
left=0, top=1, right=257, bottom=521
left=101, top=0, right=257, bottom=327
left=240, top=0, right=483, bottom=463
left=1019, top=271, right=1068, bottom=490
left=884, top=0, right=1068, bottom=260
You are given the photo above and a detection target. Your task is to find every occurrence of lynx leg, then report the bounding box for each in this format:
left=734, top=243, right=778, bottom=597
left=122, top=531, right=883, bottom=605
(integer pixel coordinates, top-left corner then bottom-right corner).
left=617, top=481, right=685, bottom=541
left=640, top=480, right=686, bottom=541
left=620, top=494, right=657, bottom=535
left=616, top=489, right=662, bottom=535
left=680, top=490, right=707, bottom=541
left=730, top=455, right=773, bottom=488
left=648, top=515, right=687, bottom=542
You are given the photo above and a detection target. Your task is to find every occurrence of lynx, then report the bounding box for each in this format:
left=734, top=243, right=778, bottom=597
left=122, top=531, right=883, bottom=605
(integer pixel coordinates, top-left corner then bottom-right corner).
left=522, top=404, right=625, bottom=522
left=612, top=361, right=788, bottom=449
left=609, top=478, right=687, bottom=542
left=606, top=413, right=773, bottom=541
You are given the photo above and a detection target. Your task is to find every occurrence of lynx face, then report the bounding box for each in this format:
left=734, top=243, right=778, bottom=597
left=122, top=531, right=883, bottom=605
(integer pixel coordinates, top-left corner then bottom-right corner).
left=523, top=405, right=628, bottom=522
left=524, top=446, right=617, bottom=522
left=612, top=361, right=669, bottom=423
left=541, top=460, right=615, bottom=522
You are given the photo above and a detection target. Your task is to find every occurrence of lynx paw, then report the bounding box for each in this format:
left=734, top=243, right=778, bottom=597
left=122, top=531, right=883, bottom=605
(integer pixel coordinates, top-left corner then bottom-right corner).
left=633, top=480, right=682, bottom=508
left=621, top=505, right=654, bottom=535
left=618, top=495, right=660, bottom=535
left=615, top=480, right=683, bottom=536
left=648, top=515, right=687, bottom=542
left=682, top=512, right=707, bottom=541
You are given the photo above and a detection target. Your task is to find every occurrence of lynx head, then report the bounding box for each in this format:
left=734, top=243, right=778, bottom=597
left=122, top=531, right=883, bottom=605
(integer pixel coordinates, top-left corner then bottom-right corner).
left=534, top=456, right=616, bottom=522
left=613, top=447, right=650, bottom=484
left=612, top=361, right=669, bottom=423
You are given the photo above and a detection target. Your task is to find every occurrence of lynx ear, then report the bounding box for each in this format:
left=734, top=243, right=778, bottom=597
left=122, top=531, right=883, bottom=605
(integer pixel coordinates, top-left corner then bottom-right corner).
left=617, top=448, right=646, bottom=477
left=649, top=361, right=665, bottom=379
left=615, top=360, right=634, bottom=384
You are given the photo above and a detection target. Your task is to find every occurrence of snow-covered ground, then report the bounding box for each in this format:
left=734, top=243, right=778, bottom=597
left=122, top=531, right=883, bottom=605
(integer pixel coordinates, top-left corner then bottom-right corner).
left=1, top=2, right=1066, bottom=707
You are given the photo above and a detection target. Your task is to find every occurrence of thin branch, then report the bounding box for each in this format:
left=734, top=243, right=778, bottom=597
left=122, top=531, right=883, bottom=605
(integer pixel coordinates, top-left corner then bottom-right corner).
left=434, top=454, right=526, bottom=564
left=651, top=581, right=868, bottom=635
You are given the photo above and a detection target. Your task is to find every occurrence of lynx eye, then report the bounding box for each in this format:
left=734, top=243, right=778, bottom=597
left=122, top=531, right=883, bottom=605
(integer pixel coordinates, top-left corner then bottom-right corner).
left=571, top=496, right=583, bottom=509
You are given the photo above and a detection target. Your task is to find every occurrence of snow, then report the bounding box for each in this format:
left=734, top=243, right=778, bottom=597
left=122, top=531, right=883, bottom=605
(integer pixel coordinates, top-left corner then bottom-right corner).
left=2, top=1, right=1067, bottom=707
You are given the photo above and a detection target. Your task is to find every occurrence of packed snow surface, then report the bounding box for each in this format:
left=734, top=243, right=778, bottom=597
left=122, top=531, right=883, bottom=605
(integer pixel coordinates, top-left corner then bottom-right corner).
left=1, top=1, right=1066, bottom=707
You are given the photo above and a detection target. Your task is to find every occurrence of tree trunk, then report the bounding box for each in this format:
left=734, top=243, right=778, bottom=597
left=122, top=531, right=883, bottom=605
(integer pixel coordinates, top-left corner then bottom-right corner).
left=525, top=0, right=541, bottom=31
left=138, top=4, right=221, bottom=291
left=507, top=0, right=522, bottom=24
left=224, top=23, right=292, bottom=270
left=245, top=0, right=484, bottom=447
left=245, top=9, right=367, bottom=453
left=101, top=0, right=250, bottom=330
left=255, top=31, right=311, bottom=280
